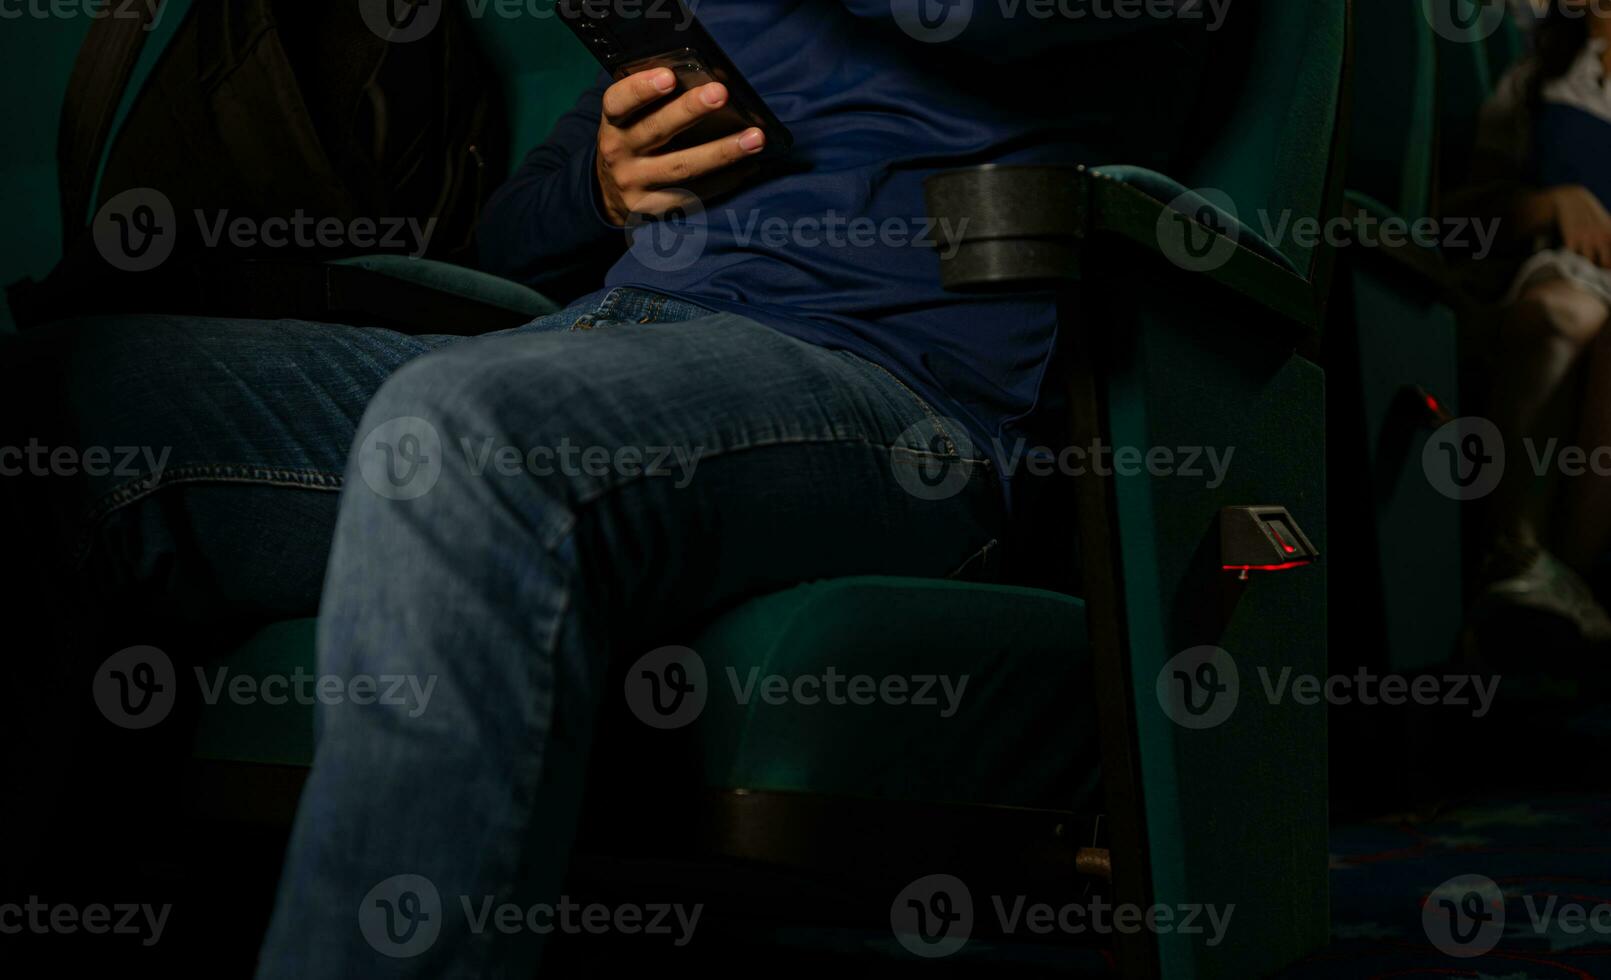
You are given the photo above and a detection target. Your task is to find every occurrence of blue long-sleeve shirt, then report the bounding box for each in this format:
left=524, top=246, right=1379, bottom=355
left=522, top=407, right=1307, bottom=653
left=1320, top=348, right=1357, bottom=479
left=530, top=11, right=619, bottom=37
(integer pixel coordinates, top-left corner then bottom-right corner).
left=479, top=0, right=1231, bottom=489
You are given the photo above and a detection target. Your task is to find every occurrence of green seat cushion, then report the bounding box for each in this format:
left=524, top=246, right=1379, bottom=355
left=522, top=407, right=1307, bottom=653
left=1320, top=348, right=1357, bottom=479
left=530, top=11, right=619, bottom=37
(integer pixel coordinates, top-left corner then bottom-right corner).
left=667, top=577, right=1097, bottom=811
left=191, top=617, right=320, bottom=767
left=193, top=578, right=1098, bottom=813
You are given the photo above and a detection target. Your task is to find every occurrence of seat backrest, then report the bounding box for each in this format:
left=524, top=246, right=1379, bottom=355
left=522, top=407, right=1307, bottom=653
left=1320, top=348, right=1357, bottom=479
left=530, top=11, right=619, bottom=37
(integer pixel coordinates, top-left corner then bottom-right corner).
left=461, top=8, right=598, bottom=175
left=0, top=0, right=192, bottom=331
left=1184, top=0, right=1349, bottom=276
left=1348, top=0, right=1437, bottom=220
left=1436, top=12, right=1497, bottom=192
left=0, top=18, right=96, bottom=331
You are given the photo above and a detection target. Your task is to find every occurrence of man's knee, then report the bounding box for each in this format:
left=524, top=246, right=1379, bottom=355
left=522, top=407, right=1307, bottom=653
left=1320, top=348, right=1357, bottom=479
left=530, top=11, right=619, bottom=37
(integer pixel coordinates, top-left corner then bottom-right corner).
left=353, top=342, right=597, bottom=517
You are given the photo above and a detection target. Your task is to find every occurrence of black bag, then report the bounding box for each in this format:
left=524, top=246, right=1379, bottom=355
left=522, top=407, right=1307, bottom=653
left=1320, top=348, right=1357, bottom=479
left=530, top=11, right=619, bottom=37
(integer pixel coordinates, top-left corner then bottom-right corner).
left=11, top=0, right=509, bottom=330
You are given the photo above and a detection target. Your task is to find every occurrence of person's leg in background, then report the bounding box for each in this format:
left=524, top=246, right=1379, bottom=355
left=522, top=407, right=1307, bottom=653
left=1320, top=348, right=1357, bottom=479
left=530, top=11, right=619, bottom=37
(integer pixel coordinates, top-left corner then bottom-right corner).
left=0, top=314, right=456, bottom=907
left=257, top=289, right=1006, bottom=978
left=1559, top=290, right=1611, bottom=572
left=1483, top=277, right=1611, bottom=637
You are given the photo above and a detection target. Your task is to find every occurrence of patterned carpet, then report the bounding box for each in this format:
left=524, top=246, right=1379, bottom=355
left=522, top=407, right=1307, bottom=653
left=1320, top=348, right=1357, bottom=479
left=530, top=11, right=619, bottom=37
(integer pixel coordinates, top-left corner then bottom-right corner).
left=1282, top=795, right=1611, bottom=978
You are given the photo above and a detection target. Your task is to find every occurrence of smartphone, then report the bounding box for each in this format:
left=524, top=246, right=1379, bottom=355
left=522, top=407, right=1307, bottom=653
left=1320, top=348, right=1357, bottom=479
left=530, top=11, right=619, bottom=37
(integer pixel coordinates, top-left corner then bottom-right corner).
left=558, top=0, right=794, bottom=156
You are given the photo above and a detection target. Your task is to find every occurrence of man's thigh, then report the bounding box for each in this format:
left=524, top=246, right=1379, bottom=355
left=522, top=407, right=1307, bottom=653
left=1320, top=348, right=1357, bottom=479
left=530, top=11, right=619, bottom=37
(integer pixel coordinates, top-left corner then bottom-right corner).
left=345, top=309, right=1005, bottom=644
left=5, top=315, right=462, bottom=623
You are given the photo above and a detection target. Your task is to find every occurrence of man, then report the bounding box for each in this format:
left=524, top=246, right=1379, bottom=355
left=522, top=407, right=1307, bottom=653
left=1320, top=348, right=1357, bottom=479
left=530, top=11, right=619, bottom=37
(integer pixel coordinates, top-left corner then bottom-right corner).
left=15, top=1, right=1231, bottom=974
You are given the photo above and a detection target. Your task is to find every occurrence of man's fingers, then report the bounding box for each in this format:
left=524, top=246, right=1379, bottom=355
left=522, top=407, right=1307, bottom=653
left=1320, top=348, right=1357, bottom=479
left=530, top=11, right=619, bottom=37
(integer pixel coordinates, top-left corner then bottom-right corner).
left=622, top=83, right=731, bottom=152
left=601, top=68, right=678, bottom=125
left=629, top=128, right=767, bottom=189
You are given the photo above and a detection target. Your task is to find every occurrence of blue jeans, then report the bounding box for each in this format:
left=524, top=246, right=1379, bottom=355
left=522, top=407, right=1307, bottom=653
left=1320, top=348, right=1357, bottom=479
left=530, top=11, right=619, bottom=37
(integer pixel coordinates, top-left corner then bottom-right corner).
left=10, top=287, right=1005, bottom=974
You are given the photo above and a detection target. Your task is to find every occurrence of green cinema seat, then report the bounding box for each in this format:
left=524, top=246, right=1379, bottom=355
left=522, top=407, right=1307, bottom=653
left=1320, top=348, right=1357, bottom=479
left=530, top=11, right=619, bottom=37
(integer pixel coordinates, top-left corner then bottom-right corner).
left=1330, top=0, right=1467, bottom=680
left=15, top=3, right=1350, bottom=977
left=919, top=1, right=1347, bottom=975
left=1435, top=0, right=1499, bottom=193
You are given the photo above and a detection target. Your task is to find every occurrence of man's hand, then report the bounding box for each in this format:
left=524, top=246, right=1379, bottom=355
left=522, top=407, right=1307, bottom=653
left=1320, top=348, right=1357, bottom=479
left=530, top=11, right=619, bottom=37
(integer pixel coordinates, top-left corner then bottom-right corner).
left=1552, top=185, right=1611, bottom=269
left=595, top=68, right=767, bottom=226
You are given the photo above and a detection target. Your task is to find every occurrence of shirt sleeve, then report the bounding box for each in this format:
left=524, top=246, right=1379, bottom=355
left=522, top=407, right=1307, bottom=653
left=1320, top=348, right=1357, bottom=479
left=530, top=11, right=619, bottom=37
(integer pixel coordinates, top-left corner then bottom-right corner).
left=475, top=74, right=624, bottom=287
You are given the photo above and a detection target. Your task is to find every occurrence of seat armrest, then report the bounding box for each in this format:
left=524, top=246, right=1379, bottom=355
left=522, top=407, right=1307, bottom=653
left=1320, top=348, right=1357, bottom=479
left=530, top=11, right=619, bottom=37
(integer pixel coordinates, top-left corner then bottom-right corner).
left=925, top=164, right=1325, bottom=338
left=1338, top=193, right=1462, bottom=299
left=325, top=256, right=560, bottom=333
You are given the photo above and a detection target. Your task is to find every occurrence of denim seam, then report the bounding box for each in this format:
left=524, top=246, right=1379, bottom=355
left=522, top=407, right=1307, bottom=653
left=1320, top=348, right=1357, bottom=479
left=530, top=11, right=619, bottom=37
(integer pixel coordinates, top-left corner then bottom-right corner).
left=71, top=464, right=344, bottom=567
left=570, top=432, right=992, bottom=509
left=637, top=293, right=670, bottom=323
left=946, top=538, right=999, bottom=579
left=842, top=354, right=968, bottom=457
left=593, top=287, right=626, bottom=322
left=473, top=518, right=574, bottom=975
